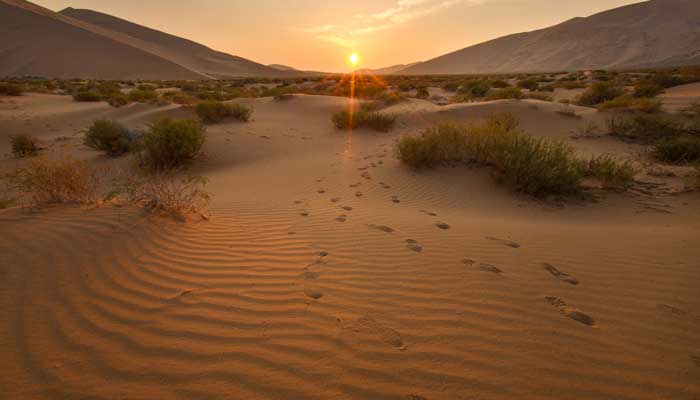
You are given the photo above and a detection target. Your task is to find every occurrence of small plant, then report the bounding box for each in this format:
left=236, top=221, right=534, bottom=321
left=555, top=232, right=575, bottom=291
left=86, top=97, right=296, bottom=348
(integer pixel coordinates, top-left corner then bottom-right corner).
left=0, top=83, right=23, bottom=96
left=72, top=90, right=101, bottom=102
left=274, top=93, right=295, bottom=101
left=597, top=96, right=661, bottom=113
left=11, top=134, right=40, bottom=157
left=84, top=119, right=138, bottom=156
left=107, top=93, right=129, bottom=108
left=113, top=171, right=210, bottom=221
left=585, top=154, right=637, bottom=188
left=5, top=158, right=99, bottom=205
left=606, top=115, right=681, bottom=143
left=332, top=109, right=397, bottom=132
left=654, top=135, right=700, bottom=164
left=486, top=87, right=523, bottom=100
left=127, top=89, right=158, bottom=103
left=141, top=118, right=206, bottom=170
left=416, top=87, right=430, bottom=99
left=577, top=82, right=624, bottom=106
left=517, top=79, right=539, bottom=91
left=632, top=82, right=664, bottom=98
left=195, top=101, right=253, bottom=123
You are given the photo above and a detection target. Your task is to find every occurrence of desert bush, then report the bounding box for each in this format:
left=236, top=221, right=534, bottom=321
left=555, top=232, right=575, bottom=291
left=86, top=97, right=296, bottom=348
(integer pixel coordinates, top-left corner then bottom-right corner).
left=650, top=73, right=685, bottom=89
left=486, top=87, right=523, bottom=100
left=577, top=82, right=624, bottom=106
left=597, top=96, right=662, bottom=113
left=84, top=119, right=138, bottom=156
left=107, top=93, right=129, bottom=108
left=633, top=82, right=664, bottom=98
left=397, top=114, right=634, bottom=196
left=458, top=80, right=491, bottom=98
left=0, top=83, right=23, bottom=96
left=72, top=90, right=101, bottom=102
left=585, top=154, right=637, bottom=188
left=141, top=118, right=206, bottom=169
left=11, top=134, right=40, bottom=157
left=332, top=109, right=397, bottom=132
left=416, top=87, right=430, bottom=99
left=195, top=101, right=252, bottom=123
left=274, top=93, right=295, bottom=101
left=517, top=79, right=539, bottom=91
left=524, top=92, right=553, bottom=101
left=654, top=135, right=700, bottom=164
left=606, top=115, right=682, bottom=143
left=127, top=89, right=158, bottom=103
left=113, top=171, right=210, bottom=220
left=490, top=80, right=510, bottom=89
left=5, top=158, right=99, bottom=205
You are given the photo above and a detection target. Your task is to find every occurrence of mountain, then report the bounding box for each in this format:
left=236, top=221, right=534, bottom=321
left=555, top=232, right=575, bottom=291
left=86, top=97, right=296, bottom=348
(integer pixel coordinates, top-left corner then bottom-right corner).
left=0, top=0, right=293, bottom=79
left=399, top=0, right=700, bottom=75
left=268, top=64, right=300, bottom=72
left=356, top=62, right=422, bottom=75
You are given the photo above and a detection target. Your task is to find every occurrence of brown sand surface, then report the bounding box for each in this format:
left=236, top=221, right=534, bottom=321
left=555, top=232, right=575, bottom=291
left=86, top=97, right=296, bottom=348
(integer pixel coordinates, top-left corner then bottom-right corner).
left=1, top=94, right=699, bottom=400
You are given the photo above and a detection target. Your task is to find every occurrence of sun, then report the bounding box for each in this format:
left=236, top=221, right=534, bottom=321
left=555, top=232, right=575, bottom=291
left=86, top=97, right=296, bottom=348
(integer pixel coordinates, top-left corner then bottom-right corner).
left=349, top=53, right=359, bottom=67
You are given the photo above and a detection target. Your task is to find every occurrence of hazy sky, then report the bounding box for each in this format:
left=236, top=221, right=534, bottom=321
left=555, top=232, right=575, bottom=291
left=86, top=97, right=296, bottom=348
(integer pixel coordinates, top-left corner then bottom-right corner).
left=33, top=0, right=644, bottom=72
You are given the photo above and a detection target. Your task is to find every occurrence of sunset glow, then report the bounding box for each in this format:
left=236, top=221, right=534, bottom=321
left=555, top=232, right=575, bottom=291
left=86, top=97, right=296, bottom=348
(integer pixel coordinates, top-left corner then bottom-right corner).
left=349, top=53, right=359, bottom=67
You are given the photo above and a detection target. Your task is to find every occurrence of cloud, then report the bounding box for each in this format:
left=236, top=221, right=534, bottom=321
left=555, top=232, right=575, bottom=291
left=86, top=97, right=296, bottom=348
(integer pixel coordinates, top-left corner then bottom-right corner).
left=301, top=0, right=468, bottom=47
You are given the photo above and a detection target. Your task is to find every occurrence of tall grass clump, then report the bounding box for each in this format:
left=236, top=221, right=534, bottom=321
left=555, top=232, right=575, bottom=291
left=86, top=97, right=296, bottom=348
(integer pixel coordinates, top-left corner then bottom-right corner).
left=11, top=134, right=40, bottom=157
left=72, top=90, right=101, bottom=102
left=597, top=96, right=662, bottom=113
left=654, top=135, right=700, bottom=164
left=5, top=158, right=99, bottom=205
left=577, top=82, right=624, bottom=106
left=195, top=101, right=252, bottom=123
left=486, top=87, right=523, bottom=100
left=585, top=154, right=637, bottom=188
left=84, top=119, right=138, bottom=156
left=141, top=118, right=206, bottom=170
left=332, top=109, right=397, bottom=132
left=397, top=114, right=635, bottom=196
left=0, top=83, right=23, bottom=96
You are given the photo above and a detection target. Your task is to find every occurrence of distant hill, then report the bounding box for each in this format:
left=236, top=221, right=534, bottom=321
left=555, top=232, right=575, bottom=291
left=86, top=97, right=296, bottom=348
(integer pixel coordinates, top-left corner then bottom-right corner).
left=399, top=0, right=700, bottom=75
left=0, top=0, right=295, bottom=79
left=356, top=62, right=422, bottom=75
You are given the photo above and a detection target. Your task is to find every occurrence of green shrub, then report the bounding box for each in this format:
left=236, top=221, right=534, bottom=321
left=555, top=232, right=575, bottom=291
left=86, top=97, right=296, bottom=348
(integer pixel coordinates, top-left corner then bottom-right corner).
left=416, top=87, right=430, bottom=99
left=397, top=114, right=634, bottom=196
left=141, top=119, right=206, bottom=169
left=585, top=154, right=637, bottom=188
left=597, top=96, right=662, bottom=113
left=490, top=80, right=510, bottom=89
left=486, top=87, right=523, bottom=100
left=633, top=82, right=664, bottom=98
left=650, top=73, right=685, bottom=89
left=517, top=79, right=539, bottom=91
left=458, top=80, right=491, bottom=98
left=0, top=83, right=23, bottom=96
left=332, top=109, right=397, bottom=132
left=127, top=89, right=157, bottom=103
left=72, top=90, right=101, bottom=102
left=107, top=93, right=129, bottom=108
left=577, top=82, right=624, bottom=106
left=654, top=135, right=700, bottom=164
left=11, top=134, right=40, bottom=157
left=195, top=101, right=252, bottom=123
left=606, top=115, right=681, bottom=143
left=84, top=119, right=137, bottom=156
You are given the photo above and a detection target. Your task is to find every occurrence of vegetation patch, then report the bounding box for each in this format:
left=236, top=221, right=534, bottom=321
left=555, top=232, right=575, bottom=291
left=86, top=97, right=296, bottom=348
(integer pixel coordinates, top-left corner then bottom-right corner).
left=84, top=119, right=139, bottom=156
left=577, top=82, right=624, bottom=107
left=397, top=114, right=635, bottom=196
left=332, top=109, right=397, bottom=132
left=195, top=101, right=253, bottom=123
left=11, top=134, right=40, bottom=157
left=141, top=118, right=206, bottom=170
left=0, top=83, right=23, bottom=96
left=4, top=158, right=99, bottom=205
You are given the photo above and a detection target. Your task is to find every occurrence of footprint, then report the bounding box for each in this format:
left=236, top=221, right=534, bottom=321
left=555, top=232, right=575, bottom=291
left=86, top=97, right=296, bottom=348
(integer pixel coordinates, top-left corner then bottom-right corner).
left=462, top=258, right=476, bottom=266
left=355, top=191, right=363, bottom=198
left=435, top=222, right=450, bottom=230
left=657, top=304, right=700, bottom=324
left=330, top=197, right=341, bottom=203
left=360, top=171, right=372, bottom=180
left=392, top=196, right=401, bottom=204
left=336, top=214, right=347, bottom=222
left=691, top=354, right=700, bottom=367
left=542, top=263, right=579, bottom=285
left=478, top=263, right=503, bottom=274
left=486, top=236, right=521, bottom=248
left=405, top=239, right=422, bottom=253
left=317, top=189, right=326, bottom=194
left=369, top=224, right=394, bottom=233
left=302, top=271, right=323, bottom=300
left=406, top=396, right=427, bottom=400
left=420, top=210, right=437, bottom=217
left=300, top=212, right=309, bottom=217
left=545, top=296, right=596, bottom=326
left=342, top=206, right=353, bottom=211
left=355, top=316, right=406, bottom=350
left=349, top=183, right=361, bottom=188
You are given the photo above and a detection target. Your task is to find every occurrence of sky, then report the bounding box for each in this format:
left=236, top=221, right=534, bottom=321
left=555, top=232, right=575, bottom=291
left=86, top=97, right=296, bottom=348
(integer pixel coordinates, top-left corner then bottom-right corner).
left=33, top=0, right=644, bottom=72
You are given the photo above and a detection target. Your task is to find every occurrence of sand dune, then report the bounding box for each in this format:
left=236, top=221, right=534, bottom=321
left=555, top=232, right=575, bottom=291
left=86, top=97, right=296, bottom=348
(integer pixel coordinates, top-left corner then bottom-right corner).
left=400, top=0, right=700, bottom=74
left=0, top=0, right=294, bottom=79
left=1, top=93, right=699, bottom=399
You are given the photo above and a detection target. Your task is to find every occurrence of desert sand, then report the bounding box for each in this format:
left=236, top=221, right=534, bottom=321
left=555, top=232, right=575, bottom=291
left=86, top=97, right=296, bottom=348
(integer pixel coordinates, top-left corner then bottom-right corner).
left=1, top=93, right=699, bottom=400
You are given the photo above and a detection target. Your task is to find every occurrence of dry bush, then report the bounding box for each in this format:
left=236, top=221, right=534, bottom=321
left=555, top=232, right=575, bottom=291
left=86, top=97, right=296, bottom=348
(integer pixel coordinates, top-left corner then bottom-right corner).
left=5, top=158, right=99, bottom=205
left=11, top=133, right=40, bottom=157
left=114, top=171, right=210, bottom=220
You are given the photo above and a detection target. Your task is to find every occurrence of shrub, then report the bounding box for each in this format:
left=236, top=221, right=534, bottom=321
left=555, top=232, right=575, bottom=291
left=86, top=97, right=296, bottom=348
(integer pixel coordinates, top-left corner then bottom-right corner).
left=5, top=158, right=99, bottom=205
left=0, top=83, right=23, bottom=96
left=577, top=82, right=624, bottom=106
left=517, top=79, right=539, bottom=91
left=633, top=82, right=664, bottom=98
left=654, top=135, right=700, bottom=164
left=11, top=134, right=40, bottom=157
left=606, top=115, right=681, bottom=143
left=332, top=109, right=397, bottom=132
left=597, top=96, right=662, bottom=113
left=141, top=118, right=206, bottom=169
left=458, top=80, right=491, bottom=98
left=274, top=93, right=295, bottom=101
left=397, top=114, right=634, bottom=196
left=127, top=89, right=158, bottom=103
left=195, top=101, right=253, bottom=123
left=486, top=87, right=523, bottom=100
left=490, top=80, right=510, bottom=89
left=113, top=171, right=210, bottom=220
left=651, top=73, right=685, bottom=89
left=416, top=87, right=430, bottom=99
left=585, top=154, right=637, bottom=188
left=72, top=90, right=101, bottom=102
left=84, top=119, right=137, bottom=156
left=524, top=92, right=553, bottom=101
left=107, top=93, right=129, bottom=108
